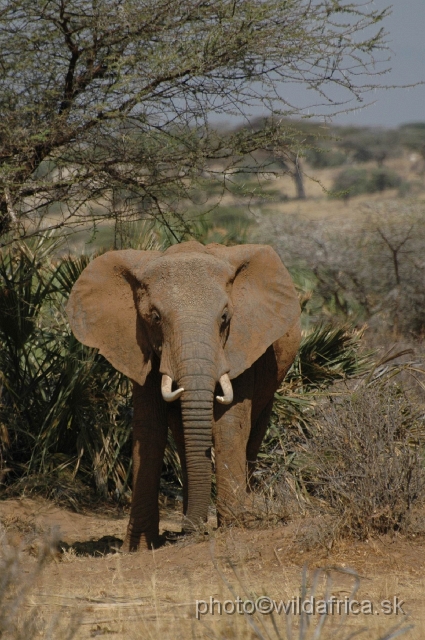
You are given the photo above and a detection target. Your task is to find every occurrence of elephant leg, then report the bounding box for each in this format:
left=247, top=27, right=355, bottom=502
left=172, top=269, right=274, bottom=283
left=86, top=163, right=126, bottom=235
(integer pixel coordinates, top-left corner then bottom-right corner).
left=246, top=398, right=274, bottom=489
left=122, top=377, right=167, bottom=552
left=245, top=343, right=286, bottom=489
left=167, top=403, right=188, bottom=515
left=213, top=372, right=253, bottom=526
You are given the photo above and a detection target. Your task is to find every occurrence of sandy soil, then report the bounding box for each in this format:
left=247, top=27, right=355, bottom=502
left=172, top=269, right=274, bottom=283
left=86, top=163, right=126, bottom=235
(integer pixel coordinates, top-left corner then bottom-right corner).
left=1, top=497, right=424, bottom=640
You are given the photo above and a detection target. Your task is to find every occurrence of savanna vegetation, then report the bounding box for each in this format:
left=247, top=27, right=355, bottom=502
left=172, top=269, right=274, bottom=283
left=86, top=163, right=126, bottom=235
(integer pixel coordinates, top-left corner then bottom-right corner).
left=1, top=185, right=424, bottom=545
left=1, top=1, right=425, bottom=638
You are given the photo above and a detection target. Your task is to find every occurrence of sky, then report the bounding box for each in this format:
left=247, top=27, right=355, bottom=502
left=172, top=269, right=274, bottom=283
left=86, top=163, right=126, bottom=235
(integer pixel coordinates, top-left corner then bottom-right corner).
left=217, top=1, right=425, bottom=130
left=330, top=0, right=425, bottom=128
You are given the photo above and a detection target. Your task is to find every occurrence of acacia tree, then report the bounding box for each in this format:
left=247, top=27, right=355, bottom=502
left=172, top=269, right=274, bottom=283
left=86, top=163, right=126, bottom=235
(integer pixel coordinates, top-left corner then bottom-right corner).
left=0, top=0, right=390, bottom=242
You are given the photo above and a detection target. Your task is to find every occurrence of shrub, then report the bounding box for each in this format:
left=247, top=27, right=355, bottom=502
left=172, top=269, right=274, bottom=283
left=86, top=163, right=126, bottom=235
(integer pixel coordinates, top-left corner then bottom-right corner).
left=331, top=167, right=402, bottom=199
left=258, top=201, right=425, bottom=336
left=0, top=238, right=145, bottom=502
left=305, top=382, right=425, bottom=539
left=367, top=167, right=403, bottom=193
left=0, top=240, right=134, bottom=501
left=337, top=126, right=402, bottom=166
left=255, top=324, right=372, bottom=505
left=331, top=167, right=370, bottom=198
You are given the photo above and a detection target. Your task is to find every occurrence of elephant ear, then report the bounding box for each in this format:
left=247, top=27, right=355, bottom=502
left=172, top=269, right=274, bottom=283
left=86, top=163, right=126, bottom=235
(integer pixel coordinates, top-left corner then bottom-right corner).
left=66, top=249, right=161, bottom=385
left=205, top=244, right=300, bottom=379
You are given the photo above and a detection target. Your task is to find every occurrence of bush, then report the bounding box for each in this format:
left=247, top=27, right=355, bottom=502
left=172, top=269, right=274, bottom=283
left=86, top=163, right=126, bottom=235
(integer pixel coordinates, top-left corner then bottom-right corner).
left=254, top=327, right=425, bottom=543
left=367, top=167, right=403, bottom=193
left=331, top=167, right=370, bottom=198
left=0, top=234, right=192, bottom=503
left=254, top=324, right=372, bottom=505
left=337, top=126, right=402, bottom=166
left=305, top=382, right=425, bottom=539
left=331, top=167, right=402, bottom=199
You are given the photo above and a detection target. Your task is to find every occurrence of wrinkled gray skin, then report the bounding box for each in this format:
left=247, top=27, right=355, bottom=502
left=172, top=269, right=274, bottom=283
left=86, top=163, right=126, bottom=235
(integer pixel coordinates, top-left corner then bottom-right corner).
left=67, top=241, right=301, bottom=551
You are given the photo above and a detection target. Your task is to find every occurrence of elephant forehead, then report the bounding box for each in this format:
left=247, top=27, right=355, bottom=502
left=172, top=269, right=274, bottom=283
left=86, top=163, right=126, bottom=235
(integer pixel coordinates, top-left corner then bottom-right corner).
left=143, top=253, right=233, bottom=282
left=141, top=254, right=232, bottom=307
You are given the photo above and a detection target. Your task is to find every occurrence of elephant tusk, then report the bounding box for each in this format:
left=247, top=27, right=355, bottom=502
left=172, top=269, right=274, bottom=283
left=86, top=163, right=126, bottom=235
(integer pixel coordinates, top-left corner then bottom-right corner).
left=216, top=373, right=233, bottom=405
left=161, top=374, right=184, bottom=402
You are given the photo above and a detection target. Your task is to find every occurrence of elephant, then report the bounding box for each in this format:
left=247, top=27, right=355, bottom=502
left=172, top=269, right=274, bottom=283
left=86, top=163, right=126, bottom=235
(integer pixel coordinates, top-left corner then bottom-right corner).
left=66, top=240, right=301, bottom=551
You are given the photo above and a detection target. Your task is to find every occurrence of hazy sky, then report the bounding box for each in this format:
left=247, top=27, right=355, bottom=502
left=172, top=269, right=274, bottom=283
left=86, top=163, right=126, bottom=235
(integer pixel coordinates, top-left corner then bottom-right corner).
left=330, top=0, right=425, bottom=128
left=218, top=1, right=425, bottom=130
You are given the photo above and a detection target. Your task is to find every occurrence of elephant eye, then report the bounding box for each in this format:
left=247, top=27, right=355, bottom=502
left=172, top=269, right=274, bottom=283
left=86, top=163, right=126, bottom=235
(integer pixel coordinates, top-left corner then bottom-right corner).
left=221, top=308, right=230, bottom=325
left=151, top=309, right=161, bottom=324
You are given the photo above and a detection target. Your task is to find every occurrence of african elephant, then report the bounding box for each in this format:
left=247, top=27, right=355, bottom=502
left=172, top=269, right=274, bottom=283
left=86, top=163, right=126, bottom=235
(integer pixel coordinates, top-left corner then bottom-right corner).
left=66, top=241, right=301, bottom=551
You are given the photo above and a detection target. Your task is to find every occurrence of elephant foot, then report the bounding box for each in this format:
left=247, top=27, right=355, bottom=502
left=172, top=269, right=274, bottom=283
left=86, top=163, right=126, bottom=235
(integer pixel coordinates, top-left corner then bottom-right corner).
left=181, top=513, right=210, bottom=534
left=216, top=504, right=253, bottom=529
left=162, top=529, right=187, bottom=542
left=121, top=531, right=165, bottom=552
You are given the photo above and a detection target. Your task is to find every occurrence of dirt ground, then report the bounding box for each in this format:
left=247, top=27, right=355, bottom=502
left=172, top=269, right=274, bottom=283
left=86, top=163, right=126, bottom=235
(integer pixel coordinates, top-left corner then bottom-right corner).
left=0, top=497, right=424, bottom=640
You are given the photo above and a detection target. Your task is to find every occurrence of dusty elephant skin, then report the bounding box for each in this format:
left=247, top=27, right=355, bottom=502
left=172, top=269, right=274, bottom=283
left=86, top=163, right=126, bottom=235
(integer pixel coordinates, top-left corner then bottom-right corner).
left=66, top=241, right=301, bottom=551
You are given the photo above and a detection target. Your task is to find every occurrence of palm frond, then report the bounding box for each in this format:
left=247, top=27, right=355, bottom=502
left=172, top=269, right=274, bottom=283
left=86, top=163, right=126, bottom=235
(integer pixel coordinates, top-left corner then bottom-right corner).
left=0, top=237, right=133, bottom=500
left=288, top=324, right=372, bottom=390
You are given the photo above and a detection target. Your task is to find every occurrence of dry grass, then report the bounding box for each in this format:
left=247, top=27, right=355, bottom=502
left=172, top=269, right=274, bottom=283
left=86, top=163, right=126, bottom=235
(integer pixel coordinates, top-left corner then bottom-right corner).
left=0, top=528, right=80, bottom=639
left=0, top=504, right=423, bottom=640
left=260, top=155, right=425, bottom=217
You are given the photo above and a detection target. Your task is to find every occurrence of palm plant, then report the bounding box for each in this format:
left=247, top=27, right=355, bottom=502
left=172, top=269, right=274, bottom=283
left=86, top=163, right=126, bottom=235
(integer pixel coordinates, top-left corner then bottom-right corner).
left=0, top=237, right=133, bottom=502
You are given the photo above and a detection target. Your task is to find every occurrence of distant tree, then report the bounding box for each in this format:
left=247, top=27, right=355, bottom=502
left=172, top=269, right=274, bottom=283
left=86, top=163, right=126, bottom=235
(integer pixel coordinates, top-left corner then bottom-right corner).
left=337, top=127, right=401, bottom=167
left=331, top=166, right=402, bottom=200
left=304, top=146, right=347, bottom=169
left=399, top=123, right=425, bottom=162
left=0, top=0, right=391, bottom=242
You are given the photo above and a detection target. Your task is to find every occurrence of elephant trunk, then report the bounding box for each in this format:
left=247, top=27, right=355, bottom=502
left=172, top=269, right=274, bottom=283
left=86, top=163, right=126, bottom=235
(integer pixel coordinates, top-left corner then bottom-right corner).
left=179, top=374, right=215, bottom=530
left=169, top=321, right=224, bottom=531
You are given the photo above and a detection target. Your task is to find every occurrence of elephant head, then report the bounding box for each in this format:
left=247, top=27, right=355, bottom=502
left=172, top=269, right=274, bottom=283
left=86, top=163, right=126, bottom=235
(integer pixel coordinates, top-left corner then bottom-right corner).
left=66, top=241, right=300, bottom=531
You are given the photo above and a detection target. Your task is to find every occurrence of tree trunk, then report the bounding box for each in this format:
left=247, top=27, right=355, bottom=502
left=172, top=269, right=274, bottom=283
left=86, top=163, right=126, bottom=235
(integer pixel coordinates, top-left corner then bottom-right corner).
left=292, top=157, right=306, bottom=200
